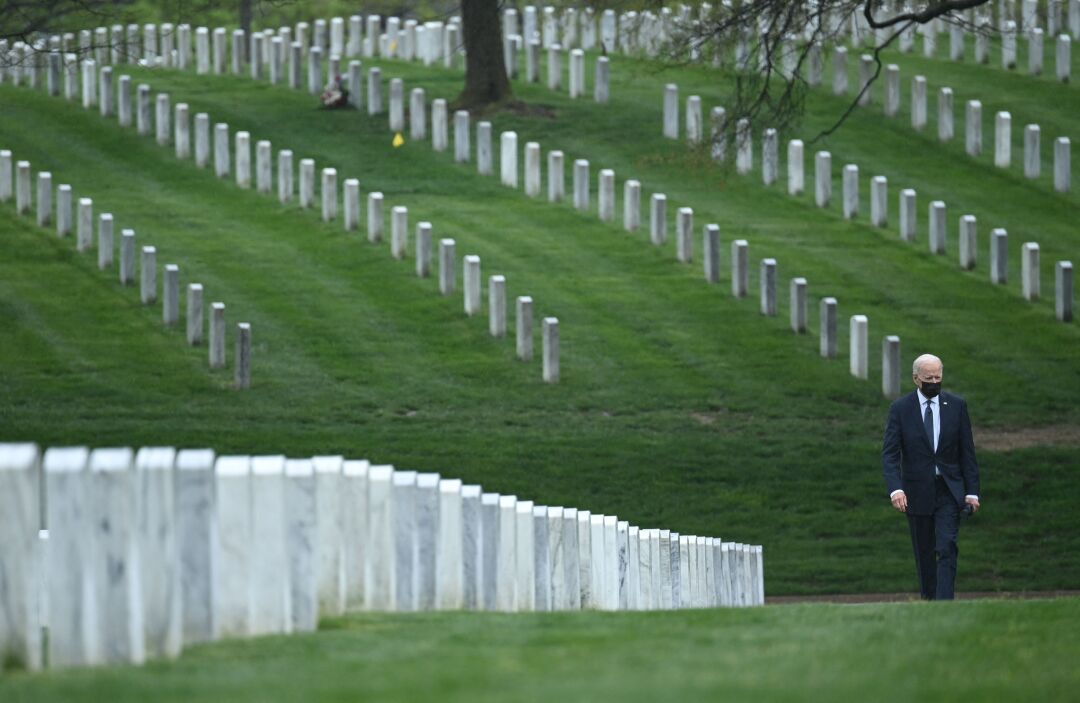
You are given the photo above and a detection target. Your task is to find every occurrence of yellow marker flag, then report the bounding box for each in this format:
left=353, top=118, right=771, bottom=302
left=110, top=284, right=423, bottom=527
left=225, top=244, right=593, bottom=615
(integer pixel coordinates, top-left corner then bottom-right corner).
left=392, top=132, right=405, bottom=148
left=390, top=40, right=398, bottom=54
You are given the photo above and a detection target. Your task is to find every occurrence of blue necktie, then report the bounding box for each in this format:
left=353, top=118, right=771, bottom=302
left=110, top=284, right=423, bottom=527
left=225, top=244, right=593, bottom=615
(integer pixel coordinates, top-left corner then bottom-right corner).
left=924, top=400, right=934, bottom=451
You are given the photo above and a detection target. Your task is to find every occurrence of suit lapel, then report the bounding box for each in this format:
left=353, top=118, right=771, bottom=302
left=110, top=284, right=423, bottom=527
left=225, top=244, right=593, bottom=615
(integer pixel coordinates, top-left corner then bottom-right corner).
left=907, top=392, right=933, bottom=452
left=938, top=393, right=955, bottom=448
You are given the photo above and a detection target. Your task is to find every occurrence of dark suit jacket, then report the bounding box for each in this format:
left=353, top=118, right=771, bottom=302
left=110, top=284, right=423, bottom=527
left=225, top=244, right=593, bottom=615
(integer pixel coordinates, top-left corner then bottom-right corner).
left=881, top=390, right=980, bottom=516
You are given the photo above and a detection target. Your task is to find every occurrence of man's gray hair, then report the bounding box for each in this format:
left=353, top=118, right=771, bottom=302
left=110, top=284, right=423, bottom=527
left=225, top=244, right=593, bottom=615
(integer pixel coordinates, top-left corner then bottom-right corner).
left=912, top=353, right=943, bottom=375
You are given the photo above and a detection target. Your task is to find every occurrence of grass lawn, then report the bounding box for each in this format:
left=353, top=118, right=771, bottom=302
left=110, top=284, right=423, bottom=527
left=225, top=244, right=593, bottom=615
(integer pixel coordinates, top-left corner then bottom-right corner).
left=1, top=27, right=1078, bottom=596
left=2, top=597, right=1078, bottom=701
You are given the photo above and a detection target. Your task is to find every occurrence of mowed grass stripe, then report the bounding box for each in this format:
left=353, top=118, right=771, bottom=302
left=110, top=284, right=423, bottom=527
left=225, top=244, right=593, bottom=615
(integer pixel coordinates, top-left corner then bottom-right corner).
left=0, top=598, right=1078, bottom=702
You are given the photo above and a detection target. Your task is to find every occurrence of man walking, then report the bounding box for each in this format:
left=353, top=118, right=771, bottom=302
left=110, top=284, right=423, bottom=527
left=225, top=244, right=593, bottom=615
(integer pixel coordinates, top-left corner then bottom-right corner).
left=882, top=353, right=981, bottom=600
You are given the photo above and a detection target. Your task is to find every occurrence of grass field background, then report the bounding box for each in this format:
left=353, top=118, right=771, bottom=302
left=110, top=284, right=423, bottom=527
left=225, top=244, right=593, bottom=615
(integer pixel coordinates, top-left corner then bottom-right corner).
left=2, top=22, right=1079, bottom=599
left=2, top=598, right=1079, bottom=701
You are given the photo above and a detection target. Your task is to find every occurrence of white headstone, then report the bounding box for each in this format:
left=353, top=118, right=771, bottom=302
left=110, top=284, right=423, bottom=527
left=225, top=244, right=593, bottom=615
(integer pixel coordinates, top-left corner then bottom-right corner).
left=549, top=151, right=565, bottom=202
left=343, top=179, right=359, bottom=231
left=212, top=455, right=252, bottom=638
left=489, top=275, right=507, bottom=337
left=842, top=164, right=859, bottom=219
left=598, top=168, right=615, bottom=221
left=1055, top=137, right=1071, bottom=192
left=814, top=151, right=832, bottom=208
left=391, top=470, right=418, bottom=611
left=1024, top=124, right=1041, bottom=178
left=787, top=139, right=804, bottom=195
left=959, top=215, right=978, bottom=270
left=391, top=205, right=408, bottom=259
left=408, top=88, right=425, bottom=140
left=463, top=255, right=481, bottom=316
left=516, top=296, right=533, bottom=361
left=477, top=121, right=493, bottom=175
left=995, top=111, right=1012, bottom=167
left=45, top=447, right=100, bottom=666
left=573, top=159, right=590, bottom=211
left=414, top=472, right=440, bottom=611
left=759, top=259, right=777, bottom=316
left=650, top=193, right=667, bottom=245
left=911, top=75, right=927, bottom=130
left=367, top=191, right=383, bottom=242
left=88, top=448, right=145, bottom=664
left=1022, top=242, right=1041, bottom=300
left=364, top=465, right=394, bottom=610
left=884, top=64, right=900, bottom=116
left=97, top=213, right=113, bottom=270
left=439, top=238, right=456, bottom=295
left=0, top=443, right=44, bottom=671
left=432, top=99, right=448, bottom=152
left=731, top=239, right=749, bottom=298
left=1056, top=261, right=1074, bottom=321
left=500, top=131, right=518, bottom=187
left=850, top=314, right=868, bottom=379
left=929, top=200, right=947, bottom=254
left=525, top=142, right=542, bottom=197
left=249, top=456, right=290, bottom=634
left=496, top=495, right=518, bottom=610
left=820, top=297, right=837, bottom=358
left=899, top=188, right=917, bottom=242
left=436, top=479, right=465, bottom=610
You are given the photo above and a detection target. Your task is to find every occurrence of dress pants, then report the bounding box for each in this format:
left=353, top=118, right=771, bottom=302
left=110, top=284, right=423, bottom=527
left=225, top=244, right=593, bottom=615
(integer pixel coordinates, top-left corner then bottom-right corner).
left=906, top=476, right=962, bottom=600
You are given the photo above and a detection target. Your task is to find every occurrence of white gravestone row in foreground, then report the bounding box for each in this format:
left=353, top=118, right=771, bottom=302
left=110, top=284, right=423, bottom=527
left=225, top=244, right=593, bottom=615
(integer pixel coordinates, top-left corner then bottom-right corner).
left=0, top=442, right=765, bottom=672
left=0, top=148, right=257, bottom=386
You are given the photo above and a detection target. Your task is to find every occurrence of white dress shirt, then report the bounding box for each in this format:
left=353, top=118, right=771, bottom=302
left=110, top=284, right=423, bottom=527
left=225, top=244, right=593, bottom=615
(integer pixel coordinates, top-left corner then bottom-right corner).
left=890, top=389, right=978, bottom=502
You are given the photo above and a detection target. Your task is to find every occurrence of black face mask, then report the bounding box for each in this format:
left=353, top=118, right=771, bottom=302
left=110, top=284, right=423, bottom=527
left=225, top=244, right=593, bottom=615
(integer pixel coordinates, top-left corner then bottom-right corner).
left=920, top=381, right=942, bottom=399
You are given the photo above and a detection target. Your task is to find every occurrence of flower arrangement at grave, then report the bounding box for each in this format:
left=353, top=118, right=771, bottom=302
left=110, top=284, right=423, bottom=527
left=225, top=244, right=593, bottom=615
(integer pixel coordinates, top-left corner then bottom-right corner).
left=320, top=74, right=349, bottom=109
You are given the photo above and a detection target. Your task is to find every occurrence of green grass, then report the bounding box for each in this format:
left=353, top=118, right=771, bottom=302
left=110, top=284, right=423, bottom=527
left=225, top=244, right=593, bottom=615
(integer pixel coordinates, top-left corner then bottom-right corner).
left=2, top=598, right=1079, bottom=701
left=1, top=33, right=1078, bottom=596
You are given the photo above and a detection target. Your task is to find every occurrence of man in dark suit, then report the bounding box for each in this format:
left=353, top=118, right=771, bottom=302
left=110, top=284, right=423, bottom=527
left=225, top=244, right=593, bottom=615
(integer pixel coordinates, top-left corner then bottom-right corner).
left=882, top=354, right=981, bottom=600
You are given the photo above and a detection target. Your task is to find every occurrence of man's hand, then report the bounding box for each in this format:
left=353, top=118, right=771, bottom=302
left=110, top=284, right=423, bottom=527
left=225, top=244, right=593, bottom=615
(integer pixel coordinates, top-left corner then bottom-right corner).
left=966, top=496, right=980, bottom=513
left=891, top=491, right=907, bottom=513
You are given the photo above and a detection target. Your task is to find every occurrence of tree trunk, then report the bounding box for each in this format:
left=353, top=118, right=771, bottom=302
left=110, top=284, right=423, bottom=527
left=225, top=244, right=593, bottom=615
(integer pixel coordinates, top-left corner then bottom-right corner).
left=457, top=0, right=512, bottom=109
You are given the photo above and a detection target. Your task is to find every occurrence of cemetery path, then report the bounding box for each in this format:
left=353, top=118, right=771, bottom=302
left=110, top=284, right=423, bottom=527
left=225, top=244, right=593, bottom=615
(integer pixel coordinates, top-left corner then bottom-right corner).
left=973, top=423, right=1080, bottom=450
left=768, top=590, right=1080, bottom=604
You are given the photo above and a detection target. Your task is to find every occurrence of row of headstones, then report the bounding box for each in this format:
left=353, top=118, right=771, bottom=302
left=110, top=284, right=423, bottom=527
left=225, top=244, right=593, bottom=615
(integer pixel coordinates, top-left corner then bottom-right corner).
left=838, top=1, right=1080, bottom=70
left=772, top=134, right=1075, bottom=322
left=656, top=86, right=1075, bottom=323
left=799, top=0, right=1080, bottom=51
left=505, top=4, right=674, bottom=58
left=475, top=130, right=910, bottom=395
left=368, top=66, right=912, bottom=396
left=656, top=53, right=1075, bottom=195
left=802, top=153, right=1073, bottom=321
left=501, top=34, right=612, bottom=103
left=10, top=0, right=1077, bottom=88
left=0, top=150, right=255, bottom=384
left=107, top=25, right=820, bottom=386
left=9, top=46, right=569, bottom=386
left=0, top=443, right=765, bottom=671
left=43, top=17, right=920, bottom=391
left=820, top=55, right=1071, bottom=191
left=0, top=13, right=462, bottom=77
left=197, top=116, right=561, bottom=384
left=491, top=2, right=1080, bottom=68
left=909, top=18, right=1071, bottom=77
